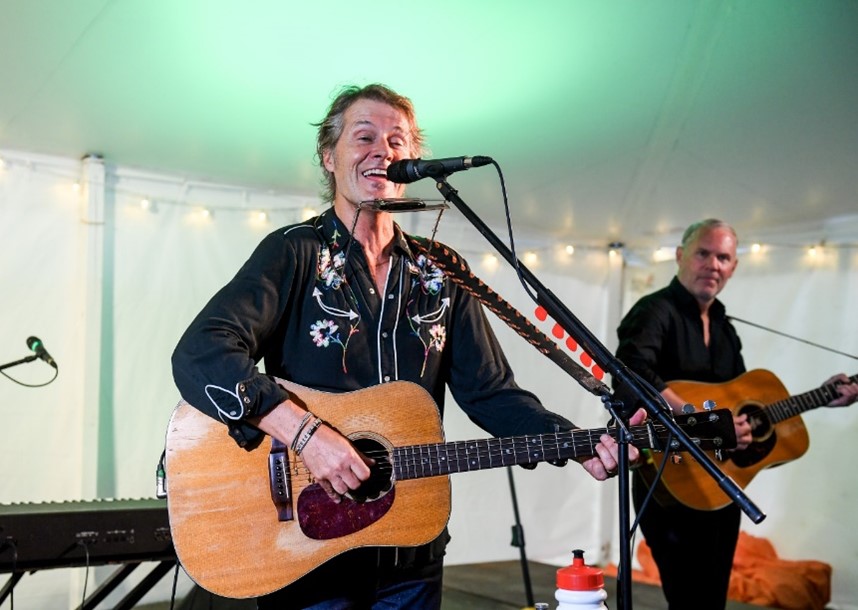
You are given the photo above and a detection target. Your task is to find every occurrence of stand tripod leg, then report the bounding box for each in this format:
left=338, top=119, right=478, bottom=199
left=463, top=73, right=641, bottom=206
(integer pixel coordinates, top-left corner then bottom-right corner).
left=507, top=466, right=536, bottom=609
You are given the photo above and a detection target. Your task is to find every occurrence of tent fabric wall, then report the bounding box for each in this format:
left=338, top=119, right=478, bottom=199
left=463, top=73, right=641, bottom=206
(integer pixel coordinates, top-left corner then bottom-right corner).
left=2, top=149, right=856, bottom=608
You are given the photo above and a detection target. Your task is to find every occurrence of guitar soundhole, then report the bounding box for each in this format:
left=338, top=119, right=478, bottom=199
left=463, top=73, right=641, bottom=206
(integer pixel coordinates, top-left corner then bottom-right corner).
left=347, top=437, right=393, bottom=503
left=730, top=403, right=776, bottom=468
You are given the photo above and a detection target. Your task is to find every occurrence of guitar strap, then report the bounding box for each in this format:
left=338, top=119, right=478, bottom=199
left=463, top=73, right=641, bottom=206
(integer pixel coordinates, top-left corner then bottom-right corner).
left=407, top=236, right=609, bottom=398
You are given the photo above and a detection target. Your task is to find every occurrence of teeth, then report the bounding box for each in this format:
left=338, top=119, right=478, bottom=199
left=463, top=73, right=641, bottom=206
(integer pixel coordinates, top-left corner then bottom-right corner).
left=363, top=168, right=387, bottom=178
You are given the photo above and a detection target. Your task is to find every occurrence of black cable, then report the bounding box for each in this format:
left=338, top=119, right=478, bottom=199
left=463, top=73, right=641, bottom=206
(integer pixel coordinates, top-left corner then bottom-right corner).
left=80, top=541, right=91, bottom=609
left=0, top=365, right=59, bottom=387
left=728, top=315, right=857, bottom=360
left=2, top=538, right=18, bottom=610
left=169, top=560, right=180, bottom=610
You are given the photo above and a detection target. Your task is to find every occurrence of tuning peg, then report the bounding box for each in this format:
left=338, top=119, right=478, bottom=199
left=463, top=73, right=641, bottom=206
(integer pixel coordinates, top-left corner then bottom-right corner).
left=681, top=404, right=695, bottom=414
left=702, top=399, right=717, bottom=411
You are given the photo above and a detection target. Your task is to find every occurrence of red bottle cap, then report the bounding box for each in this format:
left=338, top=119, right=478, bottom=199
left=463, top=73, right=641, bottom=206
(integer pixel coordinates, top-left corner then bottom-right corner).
left=556, top=549, right=604, bottom=591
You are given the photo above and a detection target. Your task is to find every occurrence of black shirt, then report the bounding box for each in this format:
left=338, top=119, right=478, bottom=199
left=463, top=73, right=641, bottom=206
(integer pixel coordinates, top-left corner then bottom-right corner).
left=616, top=276, right=746, bottom=391
left=172, top=207, right=573, bottom=448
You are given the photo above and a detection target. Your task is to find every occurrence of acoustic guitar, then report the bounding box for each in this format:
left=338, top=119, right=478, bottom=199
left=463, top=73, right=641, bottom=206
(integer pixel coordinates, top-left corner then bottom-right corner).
left=165, top=379, right=735, bottom=598
left=653, top=368, right=856, bottom=511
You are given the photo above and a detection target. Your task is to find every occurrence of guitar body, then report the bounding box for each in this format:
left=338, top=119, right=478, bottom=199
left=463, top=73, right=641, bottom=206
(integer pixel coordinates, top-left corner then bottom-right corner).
left=165, top=380, right=450, bottom=598
left=656, top=369, right=810, bottom=510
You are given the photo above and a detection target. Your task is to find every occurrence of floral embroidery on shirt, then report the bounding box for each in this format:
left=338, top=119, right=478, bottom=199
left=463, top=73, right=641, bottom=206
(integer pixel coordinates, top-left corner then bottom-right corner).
left=429, top=324, right=446, bottom=352
left=407, top=254, right=446, bottom=295
left=309, top=318, right=356, bottom=373
left=406, top=294, right=449, bottom=377
left=317, top=247, right=346, bottom=290
left=312, top=243, right=362, bottom=372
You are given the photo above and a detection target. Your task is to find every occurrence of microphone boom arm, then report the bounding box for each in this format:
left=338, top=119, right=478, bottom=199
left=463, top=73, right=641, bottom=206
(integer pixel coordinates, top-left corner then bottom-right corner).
left=432, top=175, right=765, bottom=609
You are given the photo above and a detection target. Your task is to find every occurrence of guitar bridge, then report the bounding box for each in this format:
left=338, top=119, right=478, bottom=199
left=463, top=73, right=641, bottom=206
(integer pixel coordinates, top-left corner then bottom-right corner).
left=268, top=438, right=294, bottom=521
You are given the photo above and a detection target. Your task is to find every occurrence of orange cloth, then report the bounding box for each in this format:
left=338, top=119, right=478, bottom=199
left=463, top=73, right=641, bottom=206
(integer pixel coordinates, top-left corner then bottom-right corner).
left=604, top=532, right=831, bottom=610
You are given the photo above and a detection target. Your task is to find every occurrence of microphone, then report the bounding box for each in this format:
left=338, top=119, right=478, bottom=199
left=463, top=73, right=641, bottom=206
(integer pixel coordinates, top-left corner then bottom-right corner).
left=387, top=156, right=493, bottom=184
left=27, top=336, right=57, bottom=368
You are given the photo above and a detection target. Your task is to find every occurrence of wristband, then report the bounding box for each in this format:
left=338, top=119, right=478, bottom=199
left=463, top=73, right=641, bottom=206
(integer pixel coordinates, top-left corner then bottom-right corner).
left=290, top=411, right=314, bottom=451
left=294, top=417, right=324, bottom=456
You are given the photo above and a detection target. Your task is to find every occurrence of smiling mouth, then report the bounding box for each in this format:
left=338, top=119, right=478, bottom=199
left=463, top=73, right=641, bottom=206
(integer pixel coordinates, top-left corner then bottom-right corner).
left=362, top=168, right=388, bottom=179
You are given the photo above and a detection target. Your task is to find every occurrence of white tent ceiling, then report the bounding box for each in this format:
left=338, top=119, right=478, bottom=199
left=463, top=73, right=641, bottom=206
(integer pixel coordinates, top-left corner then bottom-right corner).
left=2, top=0, right=857, bottom=254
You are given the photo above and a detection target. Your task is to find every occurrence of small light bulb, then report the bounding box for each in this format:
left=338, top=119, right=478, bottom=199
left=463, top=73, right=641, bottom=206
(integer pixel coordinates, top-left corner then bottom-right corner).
left=565, top=244, right=575, bottom=255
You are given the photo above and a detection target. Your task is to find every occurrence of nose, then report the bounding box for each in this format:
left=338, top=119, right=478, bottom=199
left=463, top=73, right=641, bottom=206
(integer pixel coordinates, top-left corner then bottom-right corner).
left=707, top=255, right=724, bottom=271
left=373, top=140, right=394, bottom=162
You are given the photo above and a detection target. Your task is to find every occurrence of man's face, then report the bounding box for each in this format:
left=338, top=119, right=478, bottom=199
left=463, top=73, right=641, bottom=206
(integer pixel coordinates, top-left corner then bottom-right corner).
left=322, top=98, right=414, bottom=207
left=676, top=227, right=739, bottom=305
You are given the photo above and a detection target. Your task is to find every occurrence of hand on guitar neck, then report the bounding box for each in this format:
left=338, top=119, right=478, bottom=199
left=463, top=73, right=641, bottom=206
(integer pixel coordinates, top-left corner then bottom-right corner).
left=823, top=373, right=858, bottom=407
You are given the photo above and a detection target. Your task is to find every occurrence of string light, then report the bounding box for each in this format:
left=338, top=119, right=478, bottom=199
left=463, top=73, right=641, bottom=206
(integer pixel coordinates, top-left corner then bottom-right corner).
left=4, top=149, right=857, bottom=274
left=482, top=253, right=499, bottom=269
left=652, top=247, right=674, bottom=263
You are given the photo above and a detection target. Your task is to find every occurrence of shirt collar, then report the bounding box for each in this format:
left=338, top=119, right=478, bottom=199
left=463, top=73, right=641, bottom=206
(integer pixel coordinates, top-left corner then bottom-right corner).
left=668, top=276, right=727, bottom=320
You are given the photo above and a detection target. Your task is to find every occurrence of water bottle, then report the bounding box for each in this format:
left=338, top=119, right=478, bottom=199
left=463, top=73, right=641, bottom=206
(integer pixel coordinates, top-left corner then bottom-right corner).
left=555, top=549, right=608, bottom=610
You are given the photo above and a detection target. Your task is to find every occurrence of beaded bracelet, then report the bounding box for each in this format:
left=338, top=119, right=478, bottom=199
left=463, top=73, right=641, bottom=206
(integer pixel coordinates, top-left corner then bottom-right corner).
left=294, top=417, right=324, bottom=456
left=290, top=411, right=314, bottom=451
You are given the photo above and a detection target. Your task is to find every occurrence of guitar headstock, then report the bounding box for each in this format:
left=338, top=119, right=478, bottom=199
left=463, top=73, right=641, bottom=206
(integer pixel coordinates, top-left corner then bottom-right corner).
left=660, top=408, right=737, bottom=452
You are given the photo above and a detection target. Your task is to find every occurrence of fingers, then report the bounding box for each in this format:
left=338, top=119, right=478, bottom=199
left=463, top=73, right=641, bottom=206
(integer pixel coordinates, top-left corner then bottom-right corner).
left=581, top=431, right=641, bottom=481
left=732, top=414, right=753, bottom=450
left=299, top=426, right=373, bottom=503
left=828, top=375, right=858, bottom=407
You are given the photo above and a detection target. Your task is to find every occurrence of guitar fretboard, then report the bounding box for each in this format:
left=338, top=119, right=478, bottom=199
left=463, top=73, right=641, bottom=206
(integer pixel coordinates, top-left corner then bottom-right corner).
left=766, top=374, right=858, bottom=424
left=392, top=426, right=666, bottom=480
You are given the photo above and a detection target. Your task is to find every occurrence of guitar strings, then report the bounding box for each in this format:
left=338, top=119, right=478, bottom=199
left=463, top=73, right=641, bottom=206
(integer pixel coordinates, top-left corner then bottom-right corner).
left=285, top=424, right=726, bottom=480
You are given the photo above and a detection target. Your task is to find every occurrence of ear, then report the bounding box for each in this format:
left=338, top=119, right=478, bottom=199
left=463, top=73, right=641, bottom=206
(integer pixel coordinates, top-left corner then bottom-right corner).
left=322, top=148, right=335, bottom=173
left=675, top=246, right=683, bottom=265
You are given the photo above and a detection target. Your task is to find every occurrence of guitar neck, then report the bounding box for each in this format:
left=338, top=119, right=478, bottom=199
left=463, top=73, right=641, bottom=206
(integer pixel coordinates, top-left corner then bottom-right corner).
left=766, top=373, right=858, bottom=424
left=393, top=425, right=657, bottom=480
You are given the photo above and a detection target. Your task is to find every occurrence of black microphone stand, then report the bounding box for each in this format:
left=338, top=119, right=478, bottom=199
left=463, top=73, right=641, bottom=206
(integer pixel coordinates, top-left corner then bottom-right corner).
left=432, top=176, right=766, bottom=610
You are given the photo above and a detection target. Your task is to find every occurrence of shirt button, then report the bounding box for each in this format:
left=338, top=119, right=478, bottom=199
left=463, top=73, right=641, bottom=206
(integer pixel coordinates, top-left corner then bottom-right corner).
left=243, top=397, right=250, bottom=403
left=388, top=294, right=394, bottom=300
left=383, top=375, right=391, bottom=382
left=369, top=288, right=376, bottom=295
left=382, top=331, right=389, bottom=338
